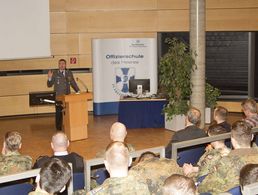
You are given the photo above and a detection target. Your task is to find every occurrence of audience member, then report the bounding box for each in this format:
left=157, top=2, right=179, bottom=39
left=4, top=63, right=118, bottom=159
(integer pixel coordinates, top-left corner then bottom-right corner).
left=198, top=121, right=258, bottom=194
left=96, top=122, right=134, bottom=157
left=213, top=106, right=231, bottom=132
left=241, top=98, right=258, bottom=128
left=74, top=141, right=150, bottom=195
left=165, top=107, right=207, bottom=158
left=0, top=131, right=32, bottom=175
left=29, top=158, right=71, bottom=195
left=162, top=174, right=197, bottom=195
left=240, top=163, right=258, bottom=190
left=33, top=132, right=84, bottom=173
left=129, top=151, right=183, bottom=194
left=183, top=124, right=230, bottom=177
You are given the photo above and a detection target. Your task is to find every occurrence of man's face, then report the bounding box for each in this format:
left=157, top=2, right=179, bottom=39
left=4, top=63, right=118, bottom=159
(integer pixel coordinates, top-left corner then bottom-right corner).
left=59, top=61, right=66, bottom=71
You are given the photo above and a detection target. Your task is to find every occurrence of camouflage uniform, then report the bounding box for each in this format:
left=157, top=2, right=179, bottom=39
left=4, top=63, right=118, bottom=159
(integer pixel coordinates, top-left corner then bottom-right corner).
left=198, top=148, right=258, bottom=195
left=0, top=151, right=32, bottom=175
left=129, top=157, right=183, bottom=195
left=73, top=173, right=150, bottom=195
left=197, top=147, right=230, bottom=177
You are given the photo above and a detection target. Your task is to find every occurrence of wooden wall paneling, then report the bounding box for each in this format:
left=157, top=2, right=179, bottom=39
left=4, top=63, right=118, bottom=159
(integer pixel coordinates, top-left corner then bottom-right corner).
left=50, top=12, right=67, bottom=33
left=65, top=0, right=157, bottom=11
left=206, top=8, right=258, bottom=31
left=157, top=0, right=188, bottom=10
left=51, top=34, right=79, bottom=55
left=79, top=32, right=157, bottom=55
left=157, top=0, right=258, bottom=10
left=78, top=55, right=92, bottom=68
left=73, top=73, right=93, bottom=93
left=0, top=95, right=55, bottom=116
left=49, top=0, right=66, bottom=12
left=157, top=10, right=189, bottom=32
left=66, top=11, right=157, bottom=33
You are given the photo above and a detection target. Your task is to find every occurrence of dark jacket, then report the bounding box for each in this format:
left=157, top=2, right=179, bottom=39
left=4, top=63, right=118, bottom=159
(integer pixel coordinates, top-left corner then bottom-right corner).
left=165, top=125, right=207, bottom=158
left=218, top=121, right=231, bottom=132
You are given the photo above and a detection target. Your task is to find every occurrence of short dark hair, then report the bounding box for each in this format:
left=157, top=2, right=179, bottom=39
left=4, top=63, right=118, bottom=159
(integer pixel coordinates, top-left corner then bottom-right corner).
left=240, top=164, right=258, bottom=188
left=187, top=107, right=201, bottom=125
left=208, top=124, right=227, bottom=136
left=231, top=121, right=252, bottom=147
left=163, top=174, right=196, bottom=195
left=39, top=158, right=71, bottom=194
left=214, top=106, right=228, bottom=121
left=138, top=151, right=158, bottom=163
left=58, top=59, right=67, bottom=64
left=4, top=131, right=21, bottom=152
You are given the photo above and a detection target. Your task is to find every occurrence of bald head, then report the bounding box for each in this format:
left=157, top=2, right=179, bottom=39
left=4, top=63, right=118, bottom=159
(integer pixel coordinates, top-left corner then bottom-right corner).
left=104, top=141, right=129, bottom=174
left=51, top=132, right=69, bottom=152
left=110, top=122, right=127, bottom=142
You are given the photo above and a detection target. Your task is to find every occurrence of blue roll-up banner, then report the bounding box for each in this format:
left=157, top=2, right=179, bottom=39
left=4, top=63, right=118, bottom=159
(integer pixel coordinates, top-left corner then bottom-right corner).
left=92, top=38, right=157, bottom=115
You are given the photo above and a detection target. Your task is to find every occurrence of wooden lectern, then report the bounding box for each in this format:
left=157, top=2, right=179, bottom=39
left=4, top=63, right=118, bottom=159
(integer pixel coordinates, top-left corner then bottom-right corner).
left=57, top=92, right=92, bottom=141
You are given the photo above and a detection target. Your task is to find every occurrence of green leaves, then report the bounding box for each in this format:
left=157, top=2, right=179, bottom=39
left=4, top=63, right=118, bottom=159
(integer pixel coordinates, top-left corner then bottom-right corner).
left=159, top=38, right=196, bottom=119
left=205, top=82, right=221, bottom=108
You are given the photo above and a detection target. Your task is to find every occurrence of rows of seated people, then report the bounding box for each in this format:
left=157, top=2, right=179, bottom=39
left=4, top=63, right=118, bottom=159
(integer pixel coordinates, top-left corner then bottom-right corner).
left=0, top=98, right=258, bottom=194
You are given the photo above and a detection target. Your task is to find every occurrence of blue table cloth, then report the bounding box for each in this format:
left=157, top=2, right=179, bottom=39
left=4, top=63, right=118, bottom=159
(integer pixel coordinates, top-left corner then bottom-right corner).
left=118, top=99, right=166, bottom=128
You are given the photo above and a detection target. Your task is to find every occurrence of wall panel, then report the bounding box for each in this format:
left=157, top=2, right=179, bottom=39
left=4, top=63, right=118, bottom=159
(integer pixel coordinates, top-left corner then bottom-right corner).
left=79, top=32, right=156, bottom=55
left=50, top=12, right=66, bottom=33
left=51, top=34, right=79, bottom=55
left=66, top=11, right=157, bottom=33
left=66, top=0, right=157, bottom=11
left=50, top=0, right=66, bottom=12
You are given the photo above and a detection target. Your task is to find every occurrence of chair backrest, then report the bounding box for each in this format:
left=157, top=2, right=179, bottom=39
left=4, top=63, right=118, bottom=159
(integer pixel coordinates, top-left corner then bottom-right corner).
left=177, top=144, right=206, bottom=166
left=73, top=172, right=85, bottom=191
left=84, top=146, right=165, bottom=192
left=227, top=186, right=241, bottom=195
left=0, top=183, right=33, bottom=195
left=241, top=182, right=258, bottom=195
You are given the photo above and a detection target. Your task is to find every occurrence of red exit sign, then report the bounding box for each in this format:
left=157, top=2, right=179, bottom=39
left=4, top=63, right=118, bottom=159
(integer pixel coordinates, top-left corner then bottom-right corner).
left=70, top=57, right=77, bottom=64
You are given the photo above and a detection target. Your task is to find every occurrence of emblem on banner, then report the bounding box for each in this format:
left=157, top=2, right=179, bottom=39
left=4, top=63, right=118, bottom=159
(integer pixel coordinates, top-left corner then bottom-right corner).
left=112, top=67, right=135, bottom=96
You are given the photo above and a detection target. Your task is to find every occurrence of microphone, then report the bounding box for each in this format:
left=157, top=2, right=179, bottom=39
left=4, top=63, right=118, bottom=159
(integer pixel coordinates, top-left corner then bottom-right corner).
left=76, top=77, right=89, bottom=93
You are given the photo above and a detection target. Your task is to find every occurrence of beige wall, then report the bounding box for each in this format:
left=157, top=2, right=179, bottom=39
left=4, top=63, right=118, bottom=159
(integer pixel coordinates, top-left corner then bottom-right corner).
left=0, top=0, right=258, bottom=116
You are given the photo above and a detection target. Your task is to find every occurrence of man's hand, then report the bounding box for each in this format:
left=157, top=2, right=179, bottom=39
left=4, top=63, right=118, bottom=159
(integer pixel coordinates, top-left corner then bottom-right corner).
left=48, top=70, right=53, bottom=79
left=183, top=163, right=199, bottom=176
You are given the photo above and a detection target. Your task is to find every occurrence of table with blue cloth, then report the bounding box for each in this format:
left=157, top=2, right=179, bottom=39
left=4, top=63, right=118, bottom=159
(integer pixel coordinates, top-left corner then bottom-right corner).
left=118, top=98, right=166, bottom=128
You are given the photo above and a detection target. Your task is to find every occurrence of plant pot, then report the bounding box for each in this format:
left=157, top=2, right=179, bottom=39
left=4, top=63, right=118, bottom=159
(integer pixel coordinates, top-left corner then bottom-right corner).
left=205, top=107, right=211, bottom=124
left=165, top=114, right=186, bottom=131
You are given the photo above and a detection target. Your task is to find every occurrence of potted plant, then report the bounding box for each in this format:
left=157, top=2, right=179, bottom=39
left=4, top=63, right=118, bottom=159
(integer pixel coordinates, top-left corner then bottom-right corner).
left=159, top=38, right=196, bottom=131
left=205, top=82, right=221, bottom=123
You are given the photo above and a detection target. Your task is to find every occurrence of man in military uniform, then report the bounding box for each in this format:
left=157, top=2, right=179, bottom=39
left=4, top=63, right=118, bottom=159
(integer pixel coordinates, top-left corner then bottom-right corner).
left=74, top=141, right=150, bottom=195
left=129, top=151, right=183, bottom=195
left=47, top=59, right=80, bottom=130
left=0, top=131, right=32, bottom=175
left=241, top=98, right=258, bottom=128
left=33, top=132, right=84, bottom=173
left=198, top=121, right=258, bottom=194
left=29, top=158, right=71, bottom=195
left=183, top=124, right=230, bottom=178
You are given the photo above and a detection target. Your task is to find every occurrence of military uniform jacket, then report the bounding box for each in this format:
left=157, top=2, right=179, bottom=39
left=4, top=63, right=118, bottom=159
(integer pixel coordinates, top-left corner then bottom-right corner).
left=129, top=157, right=183, bottom=195
left=47, top=69, right=79, bottom=96
left=0, top=151, right=32, bottom=176
left=197, top=147, right=231, bottom=177
left=198, top=148, right=258, bottom=195
left=74, top=173, right=150, bottom=195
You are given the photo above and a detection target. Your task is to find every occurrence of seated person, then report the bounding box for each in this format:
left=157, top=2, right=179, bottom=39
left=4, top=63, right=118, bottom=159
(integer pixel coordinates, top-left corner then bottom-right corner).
left=213, top=106, right=231, bottom=132
left=0, top=131, right=32, bottom=175
left=74, top=141, right=149, bottom=195
left=183, top=124, right=230, bottom=178
left=240, top=164, right=258, bottom=192
left=198, top=121, right=258, bottom=194
left=165, top=107, right=207, bottom=158
left=241, top=98, right=258, bottom=128
left=129, top=151, right=183, bottom=195
left=33, top=132, right=84, bottom=173
left=162, top=174, right=197, bottom=195
left=29, top=158, right=71, bottom=195
left=96, top=122, right=134, bottom=157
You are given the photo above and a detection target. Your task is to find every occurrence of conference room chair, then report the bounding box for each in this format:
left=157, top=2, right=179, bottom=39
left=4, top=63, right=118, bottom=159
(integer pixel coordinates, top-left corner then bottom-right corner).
left=0, top=183, right=33, bottom=195
left=73, top=172, right=85, bottom=191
